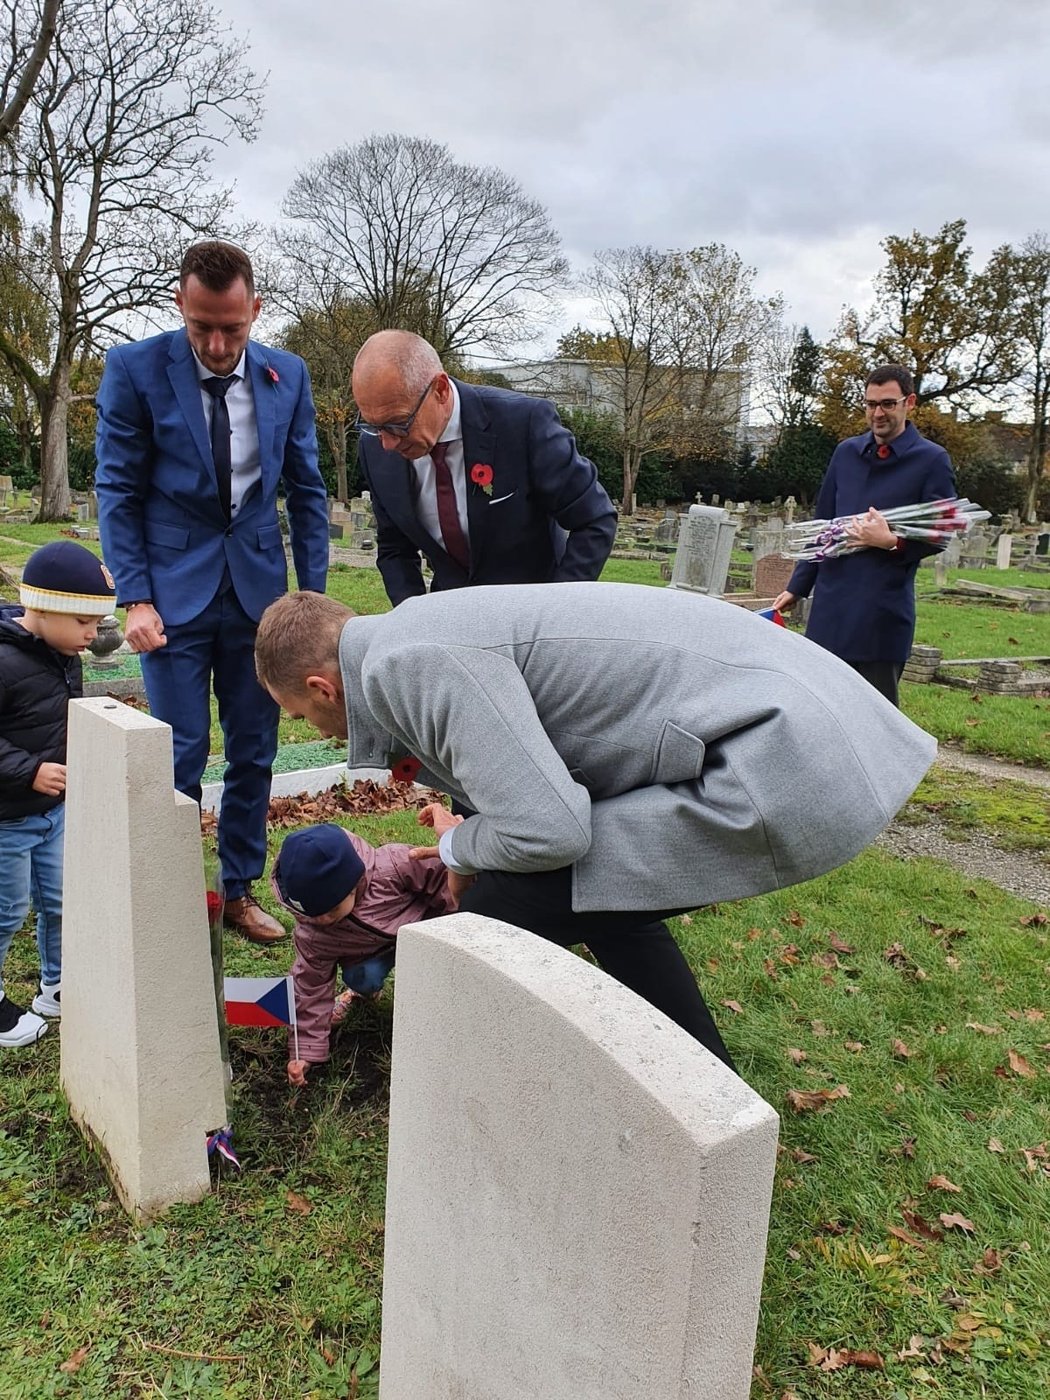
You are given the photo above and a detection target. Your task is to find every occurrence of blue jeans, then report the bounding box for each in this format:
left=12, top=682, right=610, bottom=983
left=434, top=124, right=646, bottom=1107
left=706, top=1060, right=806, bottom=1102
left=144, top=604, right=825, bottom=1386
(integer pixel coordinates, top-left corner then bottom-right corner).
left=0, top=805, right=64, bottom=995
left=341, top=950, right=396, bottom=998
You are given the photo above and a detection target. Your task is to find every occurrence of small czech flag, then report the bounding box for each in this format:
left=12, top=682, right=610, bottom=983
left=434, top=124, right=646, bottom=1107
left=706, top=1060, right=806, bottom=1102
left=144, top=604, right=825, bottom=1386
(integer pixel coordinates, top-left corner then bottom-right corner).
left=224, top=976, right=297, bottom=1030
left=757, top=607, right=786, bottom=627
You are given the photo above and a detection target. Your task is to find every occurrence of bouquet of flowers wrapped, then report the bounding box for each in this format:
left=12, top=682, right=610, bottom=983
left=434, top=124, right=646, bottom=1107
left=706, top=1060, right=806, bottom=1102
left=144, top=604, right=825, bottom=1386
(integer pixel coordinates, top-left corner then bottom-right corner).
left=783, top=497, right=990, bottom=562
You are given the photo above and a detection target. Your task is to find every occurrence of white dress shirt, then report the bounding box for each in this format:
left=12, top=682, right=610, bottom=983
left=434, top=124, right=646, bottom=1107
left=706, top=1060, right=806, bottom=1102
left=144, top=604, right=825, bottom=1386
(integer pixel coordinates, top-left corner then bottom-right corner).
left=192, top=349, right=262, bottom=518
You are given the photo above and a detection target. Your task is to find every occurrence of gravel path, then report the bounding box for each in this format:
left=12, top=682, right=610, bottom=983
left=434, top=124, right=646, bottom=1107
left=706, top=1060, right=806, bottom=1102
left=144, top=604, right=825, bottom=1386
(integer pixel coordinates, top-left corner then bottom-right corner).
left=875, top=745, right=1050, bottom=906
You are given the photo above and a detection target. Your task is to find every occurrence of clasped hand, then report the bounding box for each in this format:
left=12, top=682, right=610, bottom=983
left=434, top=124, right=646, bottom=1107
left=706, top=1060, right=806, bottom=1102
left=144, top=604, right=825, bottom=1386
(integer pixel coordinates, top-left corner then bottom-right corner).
left=410, top=803, right=473, bottom=903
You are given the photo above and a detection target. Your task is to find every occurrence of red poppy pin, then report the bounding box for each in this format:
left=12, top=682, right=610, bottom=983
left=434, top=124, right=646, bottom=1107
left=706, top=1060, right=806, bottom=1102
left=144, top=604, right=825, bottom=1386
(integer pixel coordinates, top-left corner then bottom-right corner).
left=265, top=363, right=279, bottom=385
left=876, top=444, right=891, bottom=459
left=470, top=462, right=494, bottom=497
left=391, top=756, right=422, bottom=784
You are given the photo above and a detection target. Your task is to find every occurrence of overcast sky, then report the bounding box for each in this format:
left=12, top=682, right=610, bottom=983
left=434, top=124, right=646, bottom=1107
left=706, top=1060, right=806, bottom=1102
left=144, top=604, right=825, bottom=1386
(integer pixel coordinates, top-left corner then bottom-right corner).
left=211, top=0, right=1050, bottom=357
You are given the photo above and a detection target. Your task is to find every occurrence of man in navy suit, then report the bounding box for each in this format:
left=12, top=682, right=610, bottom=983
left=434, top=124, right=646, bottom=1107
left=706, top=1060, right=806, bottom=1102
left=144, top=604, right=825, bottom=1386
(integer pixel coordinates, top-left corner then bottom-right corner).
left=351, top=331, right=617, bottom=606
left=95, top=241, right=330, bottom=942
left=774, top=364, right=956, bottom=706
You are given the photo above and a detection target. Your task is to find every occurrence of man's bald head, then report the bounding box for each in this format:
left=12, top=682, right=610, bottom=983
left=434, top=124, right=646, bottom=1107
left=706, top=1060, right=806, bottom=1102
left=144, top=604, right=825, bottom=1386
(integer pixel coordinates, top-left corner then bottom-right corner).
left=351, top=331, right=453, bottom=459
left=353, top=331, right=443, bottom=399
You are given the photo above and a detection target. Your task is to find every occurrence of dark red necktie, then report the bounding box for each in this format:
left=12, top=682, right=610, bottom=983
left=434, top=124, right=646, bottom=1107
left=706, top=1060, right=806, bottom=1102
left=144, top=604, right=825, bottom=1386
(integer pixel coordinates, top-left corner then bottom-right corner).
left=431, top=441, right=470, bottom=571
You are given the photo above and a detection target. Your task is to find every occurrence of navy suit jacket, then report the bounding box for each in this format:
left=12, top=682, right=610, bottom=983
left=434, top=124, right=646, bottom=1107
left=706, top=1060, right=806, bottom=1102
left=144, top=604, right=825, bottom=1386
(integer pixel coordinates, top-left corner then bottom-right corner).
left=95, top=330, right=329, bottom=624
left=786, top=422, right=956, bottom=662
left=358, top=380, right=617, bottom=606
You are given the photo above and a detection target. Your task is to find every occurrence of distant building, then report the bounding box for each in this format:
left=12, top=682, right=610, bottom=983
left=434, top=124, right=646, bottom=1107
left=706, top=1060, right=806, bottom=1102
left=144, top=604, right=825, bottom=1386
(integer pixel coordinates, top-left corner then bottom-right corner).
left=489, top=357, right=751, bottom=443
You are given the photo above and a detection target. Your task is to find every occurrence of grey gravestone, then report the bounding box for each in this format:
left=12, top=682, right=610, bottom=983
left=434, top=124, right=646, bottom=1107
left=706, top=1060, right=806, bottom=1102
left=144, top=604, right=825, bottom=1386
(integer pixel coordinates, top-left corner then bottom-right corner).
left=752, top=517, right=785, bottom=561
left=669, top=505, right=738, bottom=596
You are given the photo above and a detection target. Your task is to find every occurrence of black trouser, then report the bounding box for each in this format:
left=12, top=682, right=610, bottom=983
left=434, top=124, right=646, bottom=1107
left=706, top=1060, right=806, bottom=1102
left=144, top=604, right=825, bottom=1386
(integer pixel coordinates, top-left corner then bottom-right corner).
left=459, top=866, right=735, bottom=1071
left=848, top=659, right=904, bottom=707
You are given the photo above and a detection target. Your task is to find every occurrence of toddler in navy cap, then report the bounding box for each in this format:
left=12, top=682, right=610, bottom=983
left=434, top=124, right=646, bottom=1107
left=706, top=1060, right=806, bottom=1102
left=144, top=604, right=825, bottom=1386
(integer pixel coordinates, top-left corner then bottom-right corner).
left=272, top=819, right=462, bottom=1084
left=0, top=541, right=115, bottom=1049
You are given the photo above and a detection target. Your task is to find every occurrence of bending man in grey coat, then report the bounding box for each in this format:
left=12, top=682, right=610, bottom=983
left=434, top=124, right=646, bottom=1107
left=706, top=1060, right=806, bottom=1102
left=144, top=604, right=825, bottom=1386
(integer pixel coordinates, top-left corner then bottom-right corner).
left=255, top=582, right=937, bottom=1070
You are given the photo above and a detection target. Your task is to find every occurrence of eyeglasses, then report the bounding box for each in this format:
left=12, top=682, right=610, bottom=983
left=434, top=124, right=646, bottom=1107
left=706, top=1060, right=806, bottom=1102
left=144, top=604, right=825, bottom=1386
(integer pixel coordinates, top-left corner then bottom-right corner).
left=354, top=380, right=435, bottom=438
left=863, top=396, right=908, bottom=412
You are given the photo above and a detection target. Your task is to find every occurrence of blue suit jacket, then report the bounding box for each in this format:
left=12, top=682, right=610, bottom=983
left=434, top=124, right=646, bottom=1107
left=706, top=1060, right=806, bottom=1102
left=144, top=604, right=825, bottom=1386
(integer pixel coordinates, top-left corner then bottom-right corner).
left=95, top=330, right=329, bottom=625
left=358, top=380, right=617, bottom=606
left=785, top=422, right=956, bottom=662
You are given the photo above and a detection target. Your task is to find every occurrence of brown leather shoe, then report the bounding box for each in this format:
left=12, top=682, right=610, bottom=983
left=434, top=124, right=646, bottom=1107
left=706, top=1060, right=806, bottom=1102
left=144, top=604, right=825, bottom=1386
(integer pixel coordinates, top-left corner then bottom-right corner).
left=223, top=892, right=288, bottom=944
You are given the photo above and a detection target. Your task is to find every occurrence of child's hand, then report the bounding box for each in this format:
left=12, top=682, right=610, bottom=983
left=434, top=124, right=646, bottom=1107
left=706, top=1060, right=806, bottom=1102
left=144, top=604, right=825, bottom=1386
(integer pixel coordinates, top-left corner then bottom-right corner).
left=417, top=802, right=464, bottom=838
left=287, top=1060, right=309, bottom=1087
left=31, top=762, right=66, bottom=796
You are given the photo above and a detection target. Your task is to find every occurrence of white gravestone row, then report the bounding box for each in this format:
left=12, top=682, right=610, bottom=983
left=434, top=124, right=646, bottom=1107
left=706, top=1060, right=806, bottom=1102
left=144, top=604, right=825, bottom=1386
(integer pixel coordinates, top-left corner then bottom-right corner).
left=60, top=703, right=779, bottom=1391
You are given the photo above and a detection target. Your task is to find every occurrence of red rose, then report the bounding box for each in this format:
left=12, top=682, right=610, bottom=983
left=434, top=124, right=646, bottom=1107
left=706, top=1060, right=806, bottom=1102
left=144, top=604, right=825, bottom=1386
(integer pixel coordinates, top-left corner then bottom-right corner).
left=470, top=463, right=494, bottom=487
left=391, top=756, right=422, bottom=784
left=206, top=891, right=223, bottom=924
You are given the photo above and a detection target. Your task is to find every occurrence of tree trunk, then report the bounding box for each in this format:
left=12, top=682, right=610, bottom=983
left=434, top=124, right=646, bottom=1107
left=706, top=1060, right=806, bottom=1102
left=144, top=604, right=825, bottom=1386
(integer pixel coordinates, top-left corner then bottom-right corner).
left=620, top=443, right=637, bottom=516
left=335, top=419, right=348, bottom=503
left=37, top=366, right=72, bottom=521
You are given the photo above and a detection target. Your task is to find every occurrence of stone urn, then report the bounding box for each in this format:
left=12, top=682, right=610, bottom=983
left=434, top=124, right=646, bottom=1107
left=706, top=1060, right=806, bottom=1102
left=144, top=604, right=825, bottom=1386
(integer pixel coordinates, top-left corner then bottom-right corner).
left=87, top=614, right=125, bottom=665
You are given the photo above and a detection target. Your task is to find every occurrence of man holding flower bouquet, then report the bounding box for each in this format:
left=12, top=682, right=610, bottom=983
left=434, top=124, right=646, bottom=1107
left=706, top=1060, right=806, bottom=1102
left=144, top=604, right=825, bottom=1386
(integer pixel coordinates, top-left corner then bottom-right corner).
left=773, top=364, right=956, bottom=705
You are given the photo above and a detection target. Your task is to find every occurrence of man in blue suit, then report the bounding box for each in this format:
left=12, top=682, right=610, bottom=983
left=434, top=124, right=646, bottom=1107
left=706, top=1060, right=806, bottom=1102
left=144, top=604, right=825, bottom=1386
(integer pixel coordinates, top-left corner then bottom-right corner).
left=351, top=331, right=617, bottom=606
left=95, top=241, right=330, bottom=942
left=774, top=364, right=956, bottom=706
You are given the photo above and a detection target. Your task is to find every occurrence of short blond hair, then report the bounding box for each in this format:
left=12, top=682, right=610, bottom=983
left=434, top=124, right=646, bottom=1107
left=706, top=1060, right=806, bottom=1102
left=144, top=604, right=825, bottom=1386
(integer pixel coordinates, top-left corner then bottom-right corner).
left=255, top=591, right=354, bottom=694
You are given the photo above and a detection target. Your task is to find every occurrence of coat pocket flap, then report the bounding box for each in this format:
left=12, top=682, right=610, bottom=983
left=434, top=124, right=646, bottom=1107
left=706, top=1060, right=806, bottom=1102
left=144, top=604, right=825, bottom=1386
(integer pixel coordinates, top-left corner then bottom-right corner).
left=257, top=523, right=283, bottom=550
left=144, top=521, right=189, bottom=551
left=650, top=721, right=706, bottom=785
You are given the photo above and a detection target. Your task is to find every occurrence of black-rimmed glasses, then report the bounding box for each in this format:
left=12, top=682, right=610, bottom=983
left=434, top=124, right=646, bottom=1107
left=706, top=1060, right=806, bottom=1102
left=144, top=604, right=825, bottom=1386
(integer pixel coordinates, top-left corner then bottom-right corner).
left=863, top=396, right=908, bottom=412
left=354, top=380, right=435, bottom=438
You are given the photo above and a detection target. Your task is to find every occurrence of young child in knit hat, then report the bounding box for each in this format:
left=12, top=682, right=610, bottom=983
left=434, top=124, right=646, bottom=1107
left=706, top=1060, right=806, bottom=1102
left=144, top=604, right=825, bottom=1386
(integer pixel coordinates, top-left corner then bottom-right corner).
left=272, top=820, right=462, bottom=1085
left=0, top=540, right=115, bottom=1048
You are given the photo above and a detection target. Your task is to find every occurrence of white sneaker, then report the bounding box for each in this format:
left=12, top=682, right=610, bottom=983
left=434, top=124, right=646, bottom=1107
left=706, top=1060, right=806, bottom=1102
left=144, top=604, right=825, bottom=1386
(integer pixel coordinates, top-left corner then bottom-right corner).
left=0, top=995, right=48, bottom=1047
left=32, top=982, right=61, bottom=1018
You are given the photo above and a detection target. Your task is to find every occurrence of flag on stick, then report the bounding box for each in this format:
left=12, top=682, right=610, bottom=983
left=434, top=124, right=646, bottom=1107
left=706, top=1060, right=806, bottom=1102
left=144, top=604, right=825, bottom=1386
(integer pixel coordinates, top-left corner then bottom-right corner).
left=224, top=975, right=299, bottom=1060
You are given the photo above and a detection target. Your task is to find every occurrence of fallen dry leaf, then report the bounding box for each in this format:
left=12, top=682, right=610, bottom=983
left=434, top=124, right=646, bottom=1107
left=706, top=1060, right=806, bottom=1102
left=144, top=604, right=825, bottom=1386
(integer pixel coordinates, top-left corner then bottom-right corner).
left=721, top=999, right=744, bottom=1014
left=286, top=1191, right=312, bottom=1216
left=59, top=1346, right=90, bottom=1375
left=844, top=1040, right=865, bottom=1052
left=787, top=1047, right=807, bottom=1064
left=827, top=932, right=854, bottom=954
left=898, top=1335, right=927, bottom=1360
left=1020, top=912, right=1048, bottom=927
left=974, top=1247, right=1002, bottom=1276
left=987, top=1137, right=1005, bottom=1154
left=787, top=910, right=805, bottom=927
left=811, top=951, right=840, bottom=969
left=927, top=1174, right=961, bottom=1193
left=902, top=1207, right=944, bottom=1241
left=892, top=1038, right=913, bottom=1058
left=791, top=1147, right=819, bottom=1164
left=1007, top=1050, right=1036, bottom=1078
left=939, top=1212, right=977, bottom=1233
left=888, top=1224, right=927, bottom=1249
left=810, top=1019, right=830, bottom=1037
left=809, top=1346, right=885, bottom=1372
left=786, top=1085, right=850, bottom=1113
left=965, top=1021, right=1001, bottom=1035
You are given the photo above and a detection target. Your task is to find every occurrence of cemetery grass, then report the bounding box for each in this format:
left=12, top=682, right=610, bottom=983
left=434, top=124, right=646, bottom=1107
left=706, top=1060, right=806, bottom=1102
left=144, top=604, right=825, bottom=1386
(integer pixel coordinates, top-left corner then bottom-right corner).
left=900, top=684, right=1050, bottom=767
left=2, top=821, right=1049, bottom=1397
left=898, top=769, right=1050, bottom=858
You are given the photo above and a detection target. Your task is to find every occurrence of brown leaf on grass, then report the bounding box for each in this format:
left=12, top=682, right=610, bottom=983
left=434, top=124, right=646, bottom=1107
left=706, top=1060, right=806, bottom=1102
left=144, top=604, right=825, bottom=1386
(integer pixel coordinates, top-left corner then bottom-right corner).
left=898, top=1335, right=927, bottom=1360
left=897, top=1136, right=917, bottom=1159
left=1024, top=1008, right=1046, bottom=1021
left=844, top=1040, right=865, bottom=1053
left=892, top=1039, right=913, bottom=1059
left=887, top=1225, right=926, bottom=1249
left=1021, top=1143, right=1050, bottom=1174
left=810, top=1019, right=830, bottom=1037
left=940, top=1212, right=976, bottom=1233
left=1020, top=912, right=1048, bottom=927
left=928, top=1174, right=961, bottom=1192
left=751, top=1363, right=773, bottom=1392
left=787, top=1047, right=807, bottom=1064
left=787, top=910, right=805, bottom=927
left=902, top=1207, right=944, bottom=1241
left=1007, top=1050, right=1036, bottom=1078
left=809, top=1346, right=885, bottom=1372
left=965, top=1021, right=1001, bottom=1035
left=987, top=1137, right=1005, bottom=1154
left=286, top=1191, right=312, bottom=1216
left=679, top=913, right=693, bottom=925
left=786, top=1085, right=850, bottom=1113
left=59, top=1346, right=90, bottom=1374
left=974, top=1247, right=1002, bottom=1275
left=939, top=1287, right=969, bottom=1309
left=721, top=999, right=744, bottom=1014
left=778, top=944, right=801, bottom=965
left=884, top=943, right=927, bottom=979
left=811, top=951, right=840, bottom=969
left=817, top=1219, right=848, bottom=1235
left=827, top=932, right=854, bottom=954
left=791, top=1148, right=818, bottom=1164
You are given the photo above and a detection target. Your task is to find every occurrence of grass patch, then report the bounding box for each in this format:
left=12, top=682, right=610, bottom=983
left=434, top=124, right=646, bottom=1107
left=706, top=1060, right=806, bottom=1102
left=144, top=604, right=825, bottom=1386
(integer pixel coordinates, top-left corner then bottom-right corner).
left=914, top=597, right=1050, bottom=661
left=901, top=683, right=1050, bottom=767
left=899, top=769, right=1050, bottom=856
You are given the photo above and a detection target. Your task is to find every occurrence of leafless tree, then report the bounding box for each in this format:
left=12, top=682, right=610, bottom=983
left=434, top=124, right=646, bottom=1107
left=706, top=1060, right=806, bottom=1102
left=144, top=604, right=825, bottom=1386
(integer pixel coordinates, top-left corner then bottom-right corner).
left=991, top=233, right=1050, bottom=521
left=0, top=0, right=60, bottom=145
left=0, top=0, right=263, bottom=518
left=277, top=134, right=568, bottom=361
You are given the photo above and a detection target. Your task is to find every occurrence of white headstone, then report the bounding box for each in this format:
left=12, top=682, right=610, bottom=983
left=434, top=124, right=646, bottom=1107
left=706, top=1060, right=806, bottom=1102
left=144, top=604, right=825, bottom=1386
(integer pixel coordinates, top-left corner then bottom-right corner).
left=380, top=913, right=778, bottom=1400
left=996, top=533, right=1012, bottom=570
left=60, top=699, right=228, bottom=1220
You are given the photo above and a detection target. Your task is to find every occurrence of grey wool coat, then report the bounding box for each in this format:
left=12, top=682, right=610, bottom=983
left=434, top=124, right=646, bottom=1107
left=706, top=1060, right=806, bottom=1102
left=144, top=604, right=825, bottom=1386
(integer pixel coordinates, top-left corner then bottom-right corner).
left=338, top=582, right=936, bottom=913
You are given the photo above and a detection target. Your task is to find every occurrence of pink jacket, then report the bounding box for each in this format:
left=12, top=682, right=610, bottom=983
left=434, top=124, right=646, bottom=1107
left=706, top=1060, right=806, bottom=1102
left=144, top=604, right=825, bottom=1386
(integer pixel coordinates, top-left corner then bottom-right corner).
left=271, top=830, right=456, bottom=1064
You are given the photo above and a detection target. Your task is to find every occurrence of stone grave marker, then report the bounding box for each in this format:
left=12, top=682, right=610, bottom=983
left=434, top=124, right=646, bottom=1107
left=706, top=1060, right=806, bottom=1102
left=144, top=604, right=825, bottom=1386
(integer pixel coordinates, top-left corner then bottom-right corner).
left=752, top=516, right=785, bottom=561
left=380, top=912, right=778, bottom=1400
left=668, top=504, right=738, bottom=596
left=754, top=551, right=796, bottom=600
left=60, top=698, right=227, bottom=1220
left=996, top=533, right=1012, bottom=570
